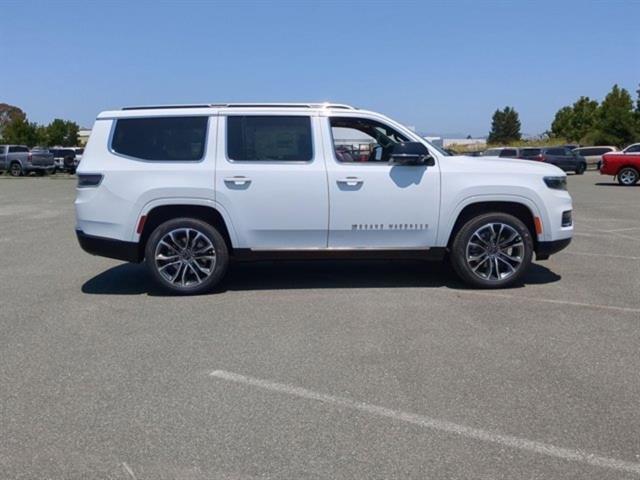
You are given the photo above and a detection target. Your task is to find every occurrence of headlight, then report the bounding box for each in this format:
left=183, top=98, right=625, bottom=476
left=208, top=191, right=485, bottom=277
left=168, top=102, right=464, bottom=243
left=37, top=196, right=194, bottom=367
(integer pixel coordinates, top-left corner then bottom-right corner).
left=543, top=176, right=567, bottom=190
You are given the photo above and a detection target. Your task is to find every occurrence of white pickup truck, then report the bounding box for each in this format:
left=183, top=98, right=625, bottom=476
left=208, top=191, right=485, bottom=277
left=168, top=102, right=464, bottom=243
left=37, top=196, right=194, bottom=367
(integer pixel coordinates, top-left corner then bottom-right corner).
left=75, top=103, right=573, bottom=294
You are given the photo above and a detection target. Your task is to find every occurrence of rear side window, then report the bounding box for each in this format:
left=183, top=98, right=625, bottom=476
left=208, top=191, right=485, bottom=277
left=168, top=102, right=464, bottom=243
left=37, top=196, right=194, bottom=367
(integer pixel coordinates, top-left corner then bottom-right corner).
left=483, top=149, right=500, bottom=156
left=9, top=146, right=28, bottom=153
left=227, top=116, right=313, bottom=161
left=500, top=149, right=518, bottom=157
left=521, top=148, right=541, bottom=156
left=111, top=116, right=208, bottom=161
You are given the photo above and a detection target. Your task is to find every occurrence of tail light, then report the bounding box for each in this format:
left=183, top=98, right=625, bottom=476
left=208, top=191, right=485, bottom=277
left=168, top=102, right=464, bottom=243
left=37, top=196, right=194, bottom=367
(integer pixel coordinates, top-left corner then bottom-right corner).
left=536, top=154, right=545, bottom=162
left=28, top=153, right=32, bottom=161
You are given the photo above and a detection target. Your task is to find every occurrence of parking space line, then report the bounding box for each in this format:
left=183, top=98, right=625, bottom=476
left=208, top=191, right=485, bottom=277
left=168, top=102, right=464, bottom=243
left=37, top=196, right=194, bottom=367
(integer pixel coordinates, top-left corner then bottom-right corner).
left=456, top=291, right=640, bottom=314
left=564, top=251, right=640, bottom=260
left=210, top=370, right=640, bottom=475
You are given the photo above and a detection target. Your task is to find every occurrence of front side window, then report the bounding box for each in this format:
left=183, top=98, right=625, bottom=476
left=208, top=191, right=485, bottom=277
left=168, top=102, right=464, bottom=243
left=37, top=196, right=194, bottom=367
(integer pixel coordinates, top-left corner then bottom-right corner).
left=546, top=148, right=564, bottom=156
left=227, top=116, right=313, bottom=161
left=330, top=117, right=409, bottom=163
left=111, top=116, right=208, bottom=161
left=625, top=144, right=640, bottom=153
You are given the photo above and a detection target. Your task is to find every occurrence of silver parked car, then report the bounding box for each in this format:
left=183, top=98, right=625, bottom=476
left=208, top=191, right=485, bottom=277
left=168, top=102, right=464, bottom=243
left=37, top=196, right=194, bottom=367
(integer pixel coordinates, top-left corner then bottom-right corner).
left=572, top=146, right=618, bottom=170
left=0, top=145, right=55, bottom=176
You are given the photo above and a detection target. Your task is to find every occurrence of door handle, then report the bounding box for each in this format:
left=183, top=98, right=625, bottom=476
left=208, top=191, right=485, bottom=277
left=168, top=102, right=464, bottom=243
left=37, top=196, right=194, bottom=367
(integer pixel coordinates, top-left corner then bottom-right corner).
left=224, top=176, right=251, bottom=186
left=337, top=177, right=363, bottom=187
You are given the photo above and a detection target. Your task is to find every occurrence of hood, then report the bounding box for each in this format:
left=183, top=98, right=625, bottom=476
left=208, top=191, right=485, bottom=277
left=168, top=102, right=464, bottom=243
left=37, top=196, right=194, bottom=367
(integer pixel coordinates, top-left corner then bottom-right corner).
left=443, top=155, right=566, bottom=176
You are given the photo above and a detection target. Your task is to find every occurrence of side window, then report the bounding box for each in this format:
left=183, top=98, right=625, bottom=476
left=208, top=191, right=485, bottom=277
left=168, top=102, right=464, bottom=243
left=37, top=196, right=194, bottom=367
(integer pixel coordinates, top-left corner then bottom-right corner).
left=330, top=117, right=409, bottom=163
left=626, top=144, right=640, bottom=153
left=547, top=148, right=563, bottom=156
left=501, top=149, right=517, bottom=157
left=227, top=116, right=312, bottom=161
left=0, top=146, right=5, bottom=154
left=111, top=116, right=208, bottom=161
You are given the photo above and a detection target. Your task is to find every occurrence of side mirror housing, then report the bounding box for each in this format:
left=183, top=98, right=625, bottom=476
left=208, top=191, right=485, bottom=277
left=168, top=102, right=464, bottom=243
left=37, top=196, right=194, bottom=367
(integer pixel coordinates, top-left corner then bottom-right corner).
left=390, top=142, right=435, bottom=166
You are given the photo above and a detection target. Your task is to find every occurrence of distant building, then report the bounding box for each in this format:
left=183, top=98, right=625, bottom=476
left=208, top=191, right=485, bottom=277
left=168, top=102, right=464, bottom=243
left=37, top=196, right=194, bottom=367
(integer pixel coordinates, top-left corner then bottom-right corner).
left=78, top=129, right=91, bottom=146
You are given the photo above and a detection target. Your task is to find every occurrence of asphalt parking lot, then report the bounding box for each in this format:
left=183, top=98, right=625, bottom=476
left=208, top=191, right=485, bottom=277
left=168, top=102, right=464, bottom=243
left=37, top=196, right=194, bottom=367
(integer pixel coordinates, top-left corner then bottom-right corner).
left=1, top=171, right=639, bottom=479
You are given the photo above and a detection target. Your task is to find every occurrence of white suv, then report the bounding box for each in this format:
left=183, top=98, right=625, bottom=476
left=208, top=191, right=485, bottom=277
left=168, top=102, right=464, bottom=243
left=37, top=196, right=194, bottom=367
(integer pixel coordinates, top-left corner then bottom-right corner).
left=75, top=103, right=573, bottom=294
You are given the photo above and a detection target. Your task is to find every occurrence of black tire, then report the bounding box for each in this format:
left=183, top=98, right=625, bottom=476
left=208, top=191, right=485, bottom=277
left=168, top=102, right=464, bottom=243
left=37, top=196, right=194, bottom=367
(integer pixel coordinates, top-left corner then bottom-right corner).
left=617, top=167, right=639, bottom=186
left=145, top=218, right=229, bottom=295
left=450, top=212, right=534, bottom=289
left=9, top=162, right=23, bottom=177
left=575, top=162, right=586, bottom=175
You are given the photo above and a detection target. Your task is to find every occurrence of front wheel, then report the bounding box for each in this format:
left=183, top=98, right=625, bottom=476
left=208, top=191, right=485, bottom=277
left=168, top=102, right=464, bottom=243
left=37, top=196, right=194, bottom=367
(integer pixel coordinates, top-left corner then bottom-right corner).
left=575, top=163, right=586, bottom=175
left=617, top=167, right=639, bottom=186
left=450, top=213, right=534, bottom=288
left=145, top=218, right=229, bottom=295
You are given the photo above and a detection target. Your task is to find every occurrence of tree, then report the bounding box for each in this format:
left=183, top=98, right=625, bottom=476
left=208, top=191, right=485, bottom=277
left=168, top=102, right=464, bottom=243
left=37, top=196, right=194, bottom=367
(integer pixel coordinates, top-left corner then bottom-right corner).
left=2, top=117, right=39, bottom=146
left=570, top=96, right=598, bottom=142
left=585, top=84, right=636, bottom=147
left=550, top=106, right=574, bottom=140
left=488, top=106, right=521, bottom=144
left=550, top=96, right=598, bottom=142
left=0, top=103, right=26, bottom=139
left=46, top=118, right=79, bottom=146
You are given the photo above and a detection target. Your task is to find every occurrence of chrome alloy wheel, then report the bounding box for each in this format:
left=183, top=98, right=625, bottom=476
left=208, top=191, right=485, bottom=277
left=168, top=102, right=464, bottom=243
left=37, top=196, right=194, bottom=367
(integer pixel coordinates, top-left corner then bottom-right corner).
left=619, top=169, right=638, bottom=185
left=154, top=228, right=216, bottom=287
left=465, top=223, right=524, bottom=281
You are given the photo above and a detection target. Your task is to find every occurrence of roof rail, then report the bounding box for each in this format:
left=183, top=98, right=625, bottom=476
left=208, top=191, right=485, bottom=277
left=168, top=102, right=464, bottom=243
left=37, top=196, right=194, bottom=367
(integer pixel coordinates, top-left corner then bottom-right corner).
left=210, top=102, right=356, bottom=110
left=122, top=104, right=210, bottom=111
left=122, top=102, right=356, bottom=111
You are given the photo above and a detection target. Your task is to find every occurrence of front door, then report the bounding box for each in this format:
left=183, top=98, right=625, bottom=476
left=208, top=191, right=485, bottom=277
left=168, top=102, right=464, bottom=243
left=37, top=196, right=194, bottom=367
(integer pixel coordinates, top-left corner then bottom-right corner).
left=322, top=116, right=440, bottom=249
left=215, top=114, right=329, bottom=250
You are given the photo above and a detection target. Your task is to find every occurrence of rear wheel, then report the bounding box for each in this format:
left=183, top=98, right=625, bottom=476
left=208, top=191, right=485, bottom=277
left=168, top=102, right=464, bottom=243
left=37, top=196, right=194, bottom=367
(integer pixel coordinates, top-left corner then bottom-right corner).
left=575, top=162, right=586, bottom=175
left=617, top=167, right=639, bottom=186
left=9, top=162, right=23, bottom=177
left=145, top=218, right=229, bottom=295
left=450, top=213, right=533, bottom=288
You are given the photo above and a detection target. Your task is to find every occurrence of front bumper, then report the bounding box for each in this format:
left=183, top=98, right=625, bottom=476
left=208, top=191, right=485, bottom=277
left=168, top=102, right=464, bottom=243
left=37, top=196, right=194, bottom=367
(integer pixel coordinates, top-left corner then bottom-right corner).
left=76, top=230, right=141, bottom=263
left=535, top=238, right=571, bottom=261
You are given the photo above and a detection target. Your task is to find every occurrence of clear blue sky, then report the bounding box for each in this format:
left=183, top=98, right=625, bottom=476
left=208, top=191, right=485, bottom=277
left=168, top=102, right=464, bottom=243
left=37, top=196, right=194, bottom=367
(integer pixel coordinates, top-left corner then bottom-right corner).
left=2, top=0, right=638, bottom=136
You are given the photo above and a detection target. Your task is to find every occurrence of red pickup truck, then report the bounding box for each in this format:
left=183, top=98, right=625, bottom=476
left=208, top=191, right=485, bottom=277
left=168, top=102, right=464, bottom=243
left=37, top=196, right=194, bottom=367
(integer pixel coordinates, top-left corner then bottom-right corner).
left=600, top=150, right=640, bottom=186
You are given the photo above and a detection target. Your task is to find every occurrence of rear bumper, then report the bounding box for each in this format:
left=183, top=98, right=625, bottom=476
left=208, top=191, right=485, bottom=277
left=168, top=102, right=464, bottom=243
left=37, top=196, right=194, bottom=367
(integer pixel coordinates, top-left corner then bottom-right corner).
left=535, top=237, right=571, bottom=261
left=76, top=230, right=141, bottom=262
left=25, top=165, right=55, bottom=172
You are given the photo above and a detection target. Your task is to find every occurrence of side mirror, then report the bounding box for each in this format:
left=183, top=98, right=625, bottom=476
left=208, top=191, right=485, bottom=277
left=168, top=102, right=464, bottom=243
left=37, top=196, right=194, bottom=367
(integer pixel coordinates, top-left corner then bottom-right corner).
left=390, top=142, right=435, bottom=166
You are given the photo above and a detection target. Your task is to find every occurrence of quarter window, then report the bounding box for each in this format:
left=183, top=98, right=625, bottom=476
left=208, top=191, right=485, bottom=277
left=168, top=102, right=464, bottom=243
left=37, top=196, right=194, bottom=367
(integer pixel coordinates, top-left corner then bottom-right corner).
left=111, top=116, right=208, bottom=161
left=227, top=116, right=313, bottom=161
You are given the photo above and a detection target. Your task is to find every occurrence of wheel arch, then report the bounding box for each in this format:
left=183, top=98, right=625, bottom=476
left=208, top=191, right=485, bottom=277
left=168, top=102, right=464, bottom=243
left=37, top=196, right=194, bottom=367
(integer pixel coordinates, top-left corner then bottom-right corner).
left=137, top=203, right=236, bottom=261
left=616, top=164, right=640, bottom=175
left=445, top=200, right=539, bottom=250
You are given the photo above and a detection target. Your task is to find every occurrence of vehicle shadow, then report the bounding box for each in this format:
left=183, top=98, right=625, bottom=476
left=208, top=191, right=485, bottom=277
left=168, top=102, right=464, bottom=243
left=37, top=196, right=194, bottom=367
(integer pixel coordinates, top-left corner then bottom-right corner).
left=81, top=260, right=561, bottom=296
left=594, top=182, right=638, bottom=187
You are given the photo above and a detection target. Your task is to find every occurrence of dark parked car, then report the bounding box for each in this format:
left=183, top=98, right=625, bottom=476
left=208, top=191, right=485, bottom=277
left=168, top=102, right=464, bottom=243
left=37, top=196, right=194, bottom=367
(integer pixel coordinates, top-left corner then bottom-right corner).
left=482, top=147, right=520, bottom=158
left=519, top=147, right=586, bottom=174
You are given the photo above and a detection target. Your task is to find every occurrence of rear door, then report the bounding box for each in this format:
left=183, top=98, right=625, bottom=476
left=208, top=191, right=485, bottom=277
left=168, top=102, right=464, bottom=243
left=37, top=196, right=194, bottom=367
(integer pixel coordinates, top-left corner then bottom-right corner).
left=321, top=115, right=440, bottom=249
left=0, top=146, right=6, bottom=169
left=215, top=113, right=329, bottom=250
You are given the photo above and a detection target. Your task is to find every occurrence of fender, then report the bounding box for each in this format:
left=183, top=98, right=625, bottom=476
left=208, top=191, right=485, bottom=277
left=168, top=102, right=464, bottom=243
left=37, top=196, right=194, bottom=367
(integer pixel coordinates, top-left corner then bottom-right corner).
left=131, top=196, right=240, bottom=247
left=437, top=193, right=548, bottom=246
